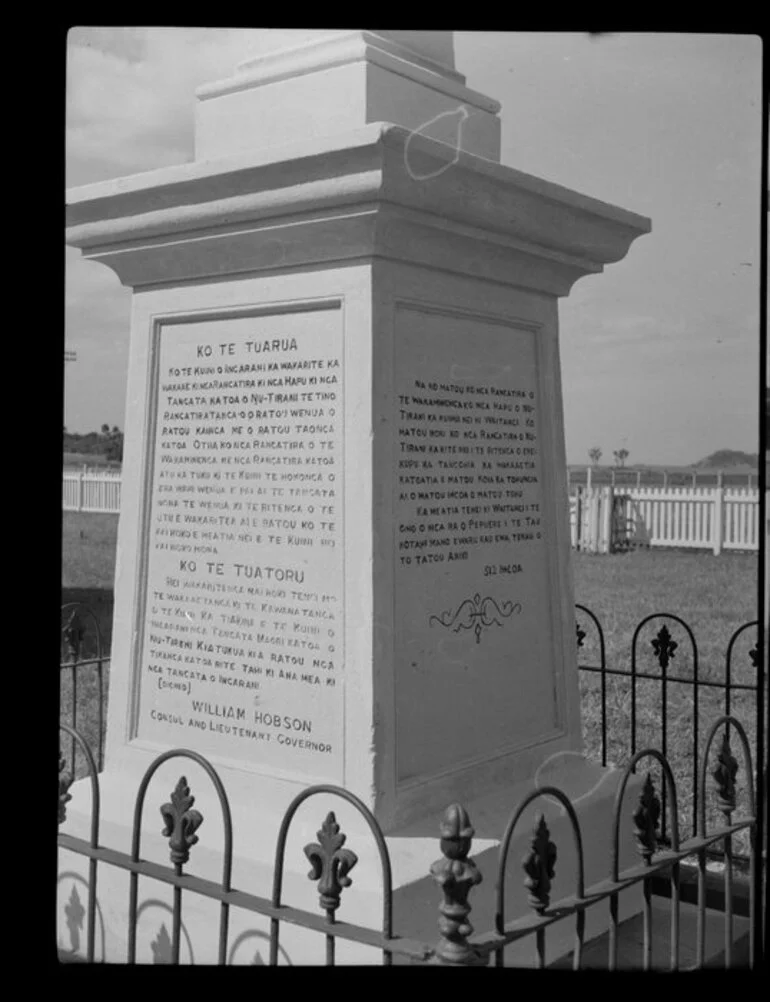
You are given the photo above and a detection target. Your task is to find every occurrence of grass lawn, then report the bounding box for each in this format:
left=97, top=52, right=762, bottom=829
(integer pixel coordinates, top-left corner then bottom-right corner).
left=62, top=511, right=120, bottom=593
left=60, top=513, right=760, bottom=852
left=63, top=452, right=122, bottom=470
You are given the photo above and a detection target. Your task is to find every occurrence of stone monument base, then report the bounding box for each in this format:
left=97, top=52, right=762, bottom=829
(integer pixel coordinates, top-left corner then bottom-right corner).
left=57, top=758, right=644, bottom=966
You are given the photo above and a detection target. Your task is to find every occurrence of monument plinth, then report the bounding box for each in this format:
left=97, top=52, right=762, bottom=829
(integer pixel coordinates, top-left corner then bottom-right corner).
left=61, top=31, right=651, bottom=964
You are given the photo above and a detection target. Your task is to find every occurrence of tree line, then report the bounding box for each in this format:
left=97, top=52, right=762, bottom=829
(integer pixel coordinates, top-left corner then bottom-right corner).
left=588, top=446, right=629, bottom=467
left=63, top=425, right=124, bottom=462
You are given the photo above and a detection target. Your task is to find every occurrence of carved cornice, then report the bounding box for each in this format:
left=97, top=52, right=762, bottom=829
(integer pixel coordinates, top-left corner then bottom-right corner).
left=66, top=123, right=651, bottom=294
left=378, top=128, right=650, bottom=266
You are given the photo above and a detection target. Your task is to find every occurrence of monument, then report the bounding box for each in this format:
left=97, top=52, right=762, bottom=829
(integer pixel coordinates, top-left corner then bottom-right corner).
left=61, top=30, right=651, bottom=965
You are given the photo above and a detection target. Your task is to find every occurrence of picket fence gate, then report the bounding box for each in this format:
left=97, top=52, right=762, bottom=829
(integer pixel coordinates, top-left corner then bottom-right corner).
left=570, top=486, right=760, bottom=555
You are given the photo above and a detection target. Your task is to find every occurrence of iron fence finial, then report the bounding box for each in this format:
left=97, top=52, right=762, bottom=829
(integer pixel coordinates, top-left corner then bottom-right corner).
left=651, top=624, right=677, bottom=670
left=160, top=776, right=203, bottom=867
left=303, top=811, right=358, bottom=915
left=59, top=751, right=73, bottom=825
left=522, top=814, right=557, bottom=914
left=430, top=803, right=486, bottom=966
left=633, top=773, right=661, bottom=865
left=63, top=610, right=85, bottom=662
left=711, top=732, right=739, bottom=815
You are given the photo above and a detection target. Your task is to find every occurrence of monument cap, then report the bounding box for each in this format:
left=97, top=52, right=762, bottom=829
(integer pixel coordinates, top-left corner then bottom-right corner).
left=195, top=29, right=502, bottom=162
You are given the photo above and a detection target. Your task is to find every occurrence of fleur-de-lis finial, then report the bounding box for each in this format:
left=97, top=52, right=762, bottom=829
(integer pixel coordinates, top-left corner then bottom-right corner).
left=429, top=804, right=485, bottom=965
left=576, top=622, right=586, bottom=649
left=651, top=624, right=677, bottom=670
left=63, top=610, right=85, bottom=662
left=59, top=752, right=73, bottom=824
left=522, top=814, right=557, bottom=914
left=303, top=812, right=358, bottom=915
left=633, top=773, right=661, bottom=865
left=711, top=732, right=739, bottom=815
left=160, top=776, right=203, bottom=867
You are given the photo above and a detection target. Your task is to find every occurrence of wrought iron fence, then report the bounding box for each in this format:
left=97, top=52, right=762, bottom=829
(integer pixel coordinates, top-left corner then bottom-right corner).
left=58, top=716, right=759, bottom=967
left=575, top=605, right=762, bottom=878
left=59, top=599, right=764, bottom=964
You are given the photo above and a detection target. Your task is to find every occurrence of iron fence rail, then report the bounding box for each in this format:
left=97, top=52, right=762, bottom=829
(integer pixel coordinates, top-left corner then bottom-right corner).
left=58, top=716, right=759, bottom=968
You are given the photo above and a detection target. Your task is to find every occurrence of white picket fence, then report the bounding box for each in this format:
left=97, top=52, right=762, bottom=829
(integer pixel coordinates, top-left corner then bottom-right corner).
left=63, top=469, right=122, bottom=514
left=62, top=471, right=761, bottom=554
left=570, top=485, right=760, bottom=554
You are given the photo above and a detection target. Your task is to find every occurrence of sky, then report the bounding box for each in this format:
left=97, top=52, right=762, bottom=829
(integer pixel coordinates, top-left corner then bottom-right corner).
left=64, top=29, right=763, bottom=466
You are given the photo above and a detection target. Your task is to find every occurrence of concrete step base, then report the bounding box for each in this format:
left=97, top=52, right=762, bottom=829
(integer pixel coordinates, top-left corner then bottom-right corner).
left=550, top=897, right=752, bottom=970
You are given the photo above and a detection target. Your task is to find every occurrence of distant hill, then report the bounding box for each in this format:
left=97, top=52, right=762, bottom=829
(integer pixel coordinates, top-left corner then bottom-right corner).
left=695, top=450, right=758, bottom=469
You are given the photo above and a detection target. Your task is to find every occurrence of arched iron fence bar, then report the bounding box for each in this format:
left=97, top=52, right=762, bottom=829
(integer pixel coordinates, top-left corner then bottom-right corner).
left=575, top=604, right=608, bottom=766
left=701, top=622, right=757, bottom=868
left=611, top=747, right=682, bottom=873
left=631, top=613, right=698, bottom=841
left=697, top=715, right=756, bottom=969
left=611, top=748, right=681, bottom=971
left=61, top=602, right=106, bottom=772
left=494, top=786, right=585, bottom=970
left=59, top=723, right=101, bottom=963
left=227, top=928, right=292, bottom=967
left=723, top=621, right=759, bottom=720
left=128, top=749, right=233, bottom=966
left=270, top=785, right=394, bottom=967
